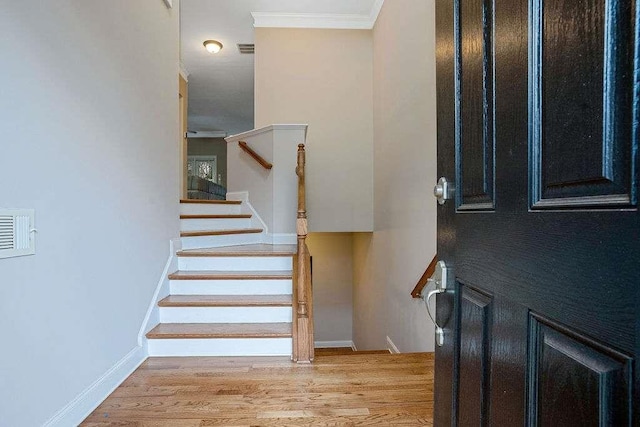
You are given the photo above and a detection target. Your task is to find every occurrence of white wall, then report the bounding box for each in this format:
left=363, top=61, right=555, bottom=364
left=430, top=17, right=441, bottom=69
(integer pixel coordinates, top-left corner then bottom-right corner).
left=0, top=1, right=180, bottom=425
left=352, top=0, right=438, bottom=352
left=255, top=28, right=374, bottom=232
left=352, top=233, right=383, bottom=348
left=227, top=129, right=275, bottom=231
left=306, top=233, right=354, bottom=344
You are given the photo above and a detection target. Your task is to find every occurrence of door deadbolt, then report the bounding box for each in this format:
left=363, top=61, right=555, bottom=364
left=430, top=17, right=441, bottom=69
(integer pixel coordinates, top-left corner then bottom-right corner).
left=434, top=177, right=451, bottom=205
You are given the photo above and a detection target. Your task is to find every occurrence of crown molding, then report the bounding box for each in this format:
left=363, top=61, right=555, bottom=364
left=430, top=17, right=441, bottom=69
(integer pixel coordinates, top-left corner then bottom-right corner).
left=252, top=0, right=385, bottom=30
left=252, top=12, right=372, bottom=30
left=370, top=0, right=385, bottom=27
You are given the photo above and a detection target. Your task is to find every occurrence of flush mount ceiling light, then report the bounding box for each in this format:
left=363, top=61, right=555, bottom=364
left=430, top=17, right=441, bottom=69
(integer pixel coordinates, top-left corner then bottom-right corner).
left=203, top=40, right=223, bottom=54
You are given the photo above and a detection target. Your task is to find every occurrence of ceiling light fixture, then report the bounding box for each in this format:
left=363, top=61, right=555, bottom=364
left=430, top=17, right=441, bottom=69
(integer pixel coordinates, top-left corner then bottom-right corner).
left=203, top=40, right=223, bottom=54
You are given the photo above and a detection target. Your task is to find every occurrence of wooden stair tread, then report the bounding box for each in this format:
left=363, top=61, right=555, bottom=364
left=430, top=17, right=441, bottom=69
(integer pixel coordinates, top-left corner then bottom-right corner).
left=180, top=214, right=252, bottom=219
left=158, top=295, right=292, bottom=307
left=180, top=199, right=241, bottom=205
left=146, top=323, right=292, bottom=339
left=180, top=228, right=263, bottom=238
left=169, top=270, right=293, bottom=280
left=177, top=244, right=297, bottom=257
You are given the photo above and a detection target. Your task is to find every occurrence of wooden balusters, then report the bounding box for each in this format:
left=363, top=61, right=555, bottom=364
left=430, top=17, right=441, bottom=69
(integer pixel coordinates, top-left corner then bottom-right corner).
left=293, top=144, right=314, bottom=363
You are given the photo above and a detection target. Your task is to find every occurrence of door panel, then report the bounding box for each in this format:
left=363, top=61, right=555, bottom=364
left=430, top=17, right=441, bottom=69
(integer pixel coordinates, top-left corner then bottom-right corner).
left=436, top=0, right=639, bottom=425
left=456, top=0, right=496, bottom=211
left=528, top=315, right=632, bottom=426
left=530, top=0, right=636, bottom=208
left=457, top=285, right=493, bottom=427
left=487, top=296, right=528, bottom=426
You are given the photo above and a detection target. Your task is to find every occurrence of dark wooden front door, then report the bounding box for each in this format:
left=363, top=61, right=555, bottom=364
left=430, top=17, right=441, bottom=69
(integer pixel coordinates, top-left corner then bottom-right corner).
left=435, top=0, right=639, bottom=425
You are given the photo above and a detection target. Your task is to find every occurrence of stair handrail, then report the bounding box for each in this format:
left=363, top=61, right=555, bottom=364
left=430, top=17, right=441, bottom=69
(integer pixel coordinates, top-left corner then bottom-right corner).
left=238, top=141, right=273, bottom=170
left=292, top=143, right=314, bottom=363
left=411, top=254, right=439, bottom=298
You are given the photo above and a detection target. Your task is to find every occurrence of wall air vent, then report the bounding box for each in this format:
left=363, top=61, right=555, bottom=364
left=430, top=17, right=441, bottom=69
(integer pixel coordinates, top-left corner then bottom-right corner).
left=237, top=44, right=255, bottom=54
left=0, top=209, right=36, bottom=259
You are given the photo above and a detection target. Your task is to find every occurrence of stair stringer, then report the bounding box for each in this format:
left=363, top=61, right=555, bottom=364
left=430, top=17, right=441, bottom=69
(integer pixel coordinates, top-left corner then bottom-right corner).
left=180, top=194, right=268, bottom=249
left=138, top=237, right=181, bottom=350
left=227, top=191, right=296, bottom=245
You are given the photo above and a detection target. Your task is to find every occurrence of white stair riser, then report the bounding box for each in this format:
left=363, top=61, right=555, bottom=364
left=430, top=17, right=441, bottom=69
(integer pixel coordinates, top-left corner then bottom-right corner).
left=180, top=218, right=252, bottom=232
left=180, top=233, right=263, bottom=249
left=180, top=204, right=241, bottom=216
left=178, top=256, right=292, bottom=271
left=170, top=279, right=293, bottom=295
left=159, top=307, right=292, bottom=323
left=147, top=338, right=292, bottom=357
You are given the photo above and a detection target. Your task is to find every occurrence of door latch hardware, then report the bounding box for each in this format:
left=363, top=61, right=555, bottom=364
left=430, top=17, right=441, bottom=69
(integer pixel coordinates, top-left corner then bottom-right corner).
left=422, top=260, right=451, bottom=346
left=433, top=177, right=451, bottom=205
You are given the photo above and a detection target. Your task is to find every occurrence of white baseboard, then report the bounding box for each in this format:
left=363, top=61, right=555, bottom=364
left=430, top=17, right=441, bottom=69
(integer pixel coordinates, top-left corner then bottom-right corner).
left=137, top=239, right=178, bottom=346
left=227, top=192, right=264, bottom=230
left=314, top=340, right=355, bottom=349
left=226, top=191, right=249, bottom=202
left=43, top=346, right=147, bottom=427
left=386, top=336, right=401, bottom=354
left=244, top=200, right=269, bottom=234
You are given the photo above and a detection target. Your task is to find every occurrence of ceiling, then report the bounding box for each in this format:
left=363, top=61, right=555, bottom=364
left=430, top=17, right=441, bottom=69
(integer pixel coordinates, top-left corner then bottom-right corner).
left=180, top=0, right=380, bottom=136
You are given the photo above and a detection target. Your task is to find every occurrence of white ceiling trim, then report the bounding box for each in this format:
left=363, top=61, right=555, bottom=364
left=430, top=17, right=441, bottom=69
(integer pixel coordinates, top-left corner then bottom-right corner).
left=252, top=0, right=385, bottom=30
left=369, top=0, right=385, bottom=27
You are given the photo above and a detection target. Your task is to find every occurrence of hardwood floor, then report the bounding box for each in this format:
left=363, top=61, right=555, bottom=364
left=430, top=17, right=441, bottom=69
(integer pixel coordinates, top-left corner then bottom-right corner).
left=314, top=347, right=391, bottom=356
left=81, top=352, right=434, bottom=426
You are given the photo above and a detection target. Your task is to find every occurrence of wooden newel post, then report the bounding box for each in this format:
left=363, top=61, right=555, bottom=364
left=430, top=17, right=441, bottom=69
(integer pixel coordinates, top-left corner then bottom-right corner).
left=293, top=144, right=314, bottom=363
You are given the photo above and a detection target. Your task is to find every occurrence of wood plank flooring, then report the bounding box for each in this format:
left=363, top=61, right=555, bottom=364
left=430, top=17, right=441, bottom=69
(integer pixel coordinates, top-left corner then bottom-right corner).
left=81, top=352, right=434, bottom=426
left=314, top=347, right=391, bottom=356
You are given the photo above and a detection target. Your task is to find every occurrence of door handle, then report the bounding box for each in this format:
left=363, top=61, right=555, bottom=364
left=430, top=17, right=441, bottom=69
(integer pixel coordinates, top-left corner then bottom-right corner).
left=422, top=260, right=451, bottom=346
left=433, top=177, right=452, bottom=205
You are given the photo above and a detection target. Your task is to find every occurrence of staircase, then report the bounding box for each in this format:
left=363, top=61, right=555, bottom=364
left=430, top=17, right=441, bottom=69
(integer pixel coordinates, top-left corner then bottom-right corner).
left=146, top=199, right=295, bottom=357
